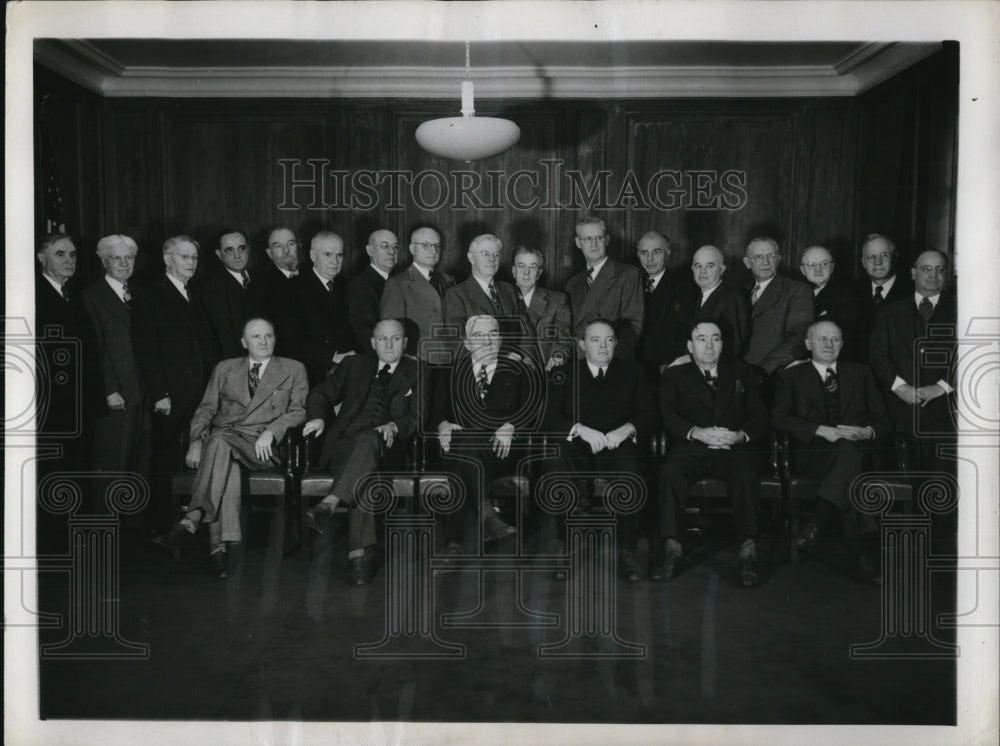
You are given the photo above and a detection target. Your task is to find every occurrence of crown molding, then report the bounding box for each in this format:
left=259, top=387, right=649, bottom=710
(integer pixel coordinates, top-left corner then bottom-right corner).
left=34, top=40, right=942, bottom=99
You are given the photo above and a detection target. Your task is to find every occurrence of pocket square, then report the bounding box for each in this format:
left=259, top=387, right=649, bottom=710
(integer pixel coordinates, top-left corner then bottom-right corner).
left=405, top=389, right=413, bottom=397
left=735, top=380, right=745, bottom=393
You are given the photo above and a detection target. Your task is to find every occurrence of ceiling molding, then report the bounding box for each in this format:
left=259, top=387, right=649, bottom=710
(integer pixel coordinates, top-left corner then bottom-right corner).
left=34, top=40, right=942, bottom=99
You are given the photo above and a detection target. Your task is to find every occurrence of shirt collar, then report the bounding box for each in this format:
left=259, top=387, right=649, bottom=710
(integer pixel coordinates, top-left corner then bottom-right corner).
left=916, top=292, right=941, bottom=307
left=371, top=264, right=390, bottom=280
left=313, top=268, right=334, bottom=286
left=248, top=356, right=271, bottom=376
left=812, top=282, right=827, bottom=296
left=278, top=266, right=296, bottom=279
left=812, top=360, right=837, bottom=378
left=873, top=274, right=897, bottom=295
left=586, top=256, right=609, bottom=277
left=696, top=365, right=719, bottom=378
left=104, top=274, right=127, bottom=298
left=412, top=263, right=432, bottom=281
left=754, top=275, right=775, bottom=293
left=376, top=359, right=399, bottom=375
left=165, top=272, right=188, bottom=297
left=473, top=274, right=496, bottom=296
left=520, top=286, right=535, bottom=307
left=226, top=268, right=246, bottom=284
left=647, top=269, right=666, bottom=289
left=42, top=272, right=65, bottom=294
left=700, top=282, right=722, bottom=302
left=586, top=361, right=609, bottom=378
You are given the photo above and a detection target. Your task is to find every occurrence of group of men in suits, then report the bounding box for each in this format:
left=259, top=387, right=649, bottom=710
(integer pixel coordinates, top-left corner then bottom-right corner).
left=34, top=218, right=955, bottom=586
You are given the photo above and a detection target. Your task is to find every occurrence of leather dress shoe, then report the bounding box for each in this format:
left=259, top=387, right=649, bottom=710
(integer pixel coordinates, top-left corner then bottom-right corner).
left=650, top=545, right=682, bottom=583
left=793, top=522, right=818, bottom=558
left=851, top=554, right=882, bottom=586
left=618, top=549, right=641, bottom=583
left=211, top=550, right=228, bottom=579
left=166, top=524, right=191, bottom=559
left=305, top=505, right=329, bottom=534
left=348, top=555, right=374, bottom=586
left=483, top=514, right=517, bottom=542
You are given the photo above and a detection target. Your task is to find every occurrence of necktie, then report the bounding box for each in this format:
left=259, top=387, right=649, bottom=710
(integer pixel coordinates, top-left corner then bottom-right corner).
left=476, top=364, right=489, bottom=400
left=645, top=276, right=655, bottom=294
left=488, top=282, right=500, bottom=306
left=823, top=367, right=839, bottom=424
left=377, top=364, right=391, bottom=385
left=597, top=367, right=605, bottom=380
left=586, top=267, right=595, bottom=289
left=122, top=282, right=132, bottom=309
left=873, top=285, right=884, bottom=305
left=60, top=284, right=70, bottom=302
left=918, top=297, right=934, bottom=322
left=428, top=270, right=442, bottom=297
left=249, top=362, right=261, bottom=397
left=522, top=292, right=530, bottom=309
left=289, top=271, right=299, bottom=278
left=751, top=284, right=761, bottom=305
left=325, top=279, right=334, bottom=293
left=704, top=369, right=716, bottom=392
left=183, top=284, right=191, bottom=302
left=241, top=270, right=250, bottom=289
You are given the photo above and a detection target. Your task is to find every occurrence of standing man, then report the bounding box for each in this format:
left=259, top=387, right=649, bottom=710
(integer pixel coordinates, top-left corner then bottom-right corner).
left=773, top=321, right=892, bottom=584
left=565, top=217, right=644, bottom=360
left=511, top=246, right=573, bottom=371
left=855, top=233, right=913, bottom=354
left=799, top=245, right=860, bottom=359
left=290, top=231, right=356, bottom=385
left=869, top=250, right=956, bottom=472
left=541, top=320, right=655, bottom=582
left=135, top=235, right=212, bottom=539
left=380, top=226, right=455, bottom=361
left=303, top=319, right=424, bottom=585
left=444, top=234, right=535, bottom=362
left=684, top=245, right=750, bottom=363
left=743, top=237, right=814, bottom=374
left=247, top=225, right=300, bottom=355
left=80, top=234, right=151, bottom=488
left=198, top=228, right=254, bottom=366
left=655, top=321, right=767, bottom=587
left=635, top=231, right=688, bottom=382
left=347, top=229, right=398, bottom=351
left=167, top=318, right=307, bottom=577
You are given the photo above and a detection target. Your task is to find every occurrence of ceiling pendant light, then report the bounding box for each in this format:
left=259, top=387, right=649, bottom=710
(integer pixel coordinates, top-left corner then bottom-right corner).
left=415, top=41, right=521, bottom=163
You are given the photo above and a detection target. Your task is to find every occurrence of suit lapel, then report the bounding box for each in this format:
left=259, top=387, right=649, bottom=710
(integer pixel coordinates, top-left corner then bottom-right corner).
left=527, top=288, right=545, bottom=324
left=227, top=360, right=252, bottom=406
left=409, top=265, right=440, bottom=312
left=711, top=365, right=735, bottom=420
left=248, top=358, right=286, bottom=411
left=751, top=276, right=781, bottom=319
left=578, top=260, right=616, bottom=320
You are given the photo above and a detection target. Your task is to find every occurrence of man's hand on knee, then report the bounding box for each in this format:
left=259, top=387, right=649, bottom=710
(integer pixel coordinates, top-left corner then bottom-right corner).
left=185, top=439, right=203, bottom=469
left=255, top=429, right=276, bottom=462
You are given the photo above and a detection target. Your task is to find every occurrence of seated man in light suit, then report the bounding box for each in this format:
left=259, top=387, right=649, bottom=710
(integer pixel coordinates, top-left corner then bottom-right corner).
left=773, top=320, right=892, bottom=584
left=167, top=318, right=308, bottom=578
left=302, top=319, right=424, bottom=586
left=655, top=321, right=767, bottom=587
left=511, top=245, right=573, bottom=371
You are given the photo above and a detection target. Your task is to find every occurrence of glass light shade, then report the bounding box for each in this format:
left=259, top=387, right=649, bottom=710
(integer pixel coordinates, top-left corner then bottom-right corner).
left=415, top=116, right=521, bottom=163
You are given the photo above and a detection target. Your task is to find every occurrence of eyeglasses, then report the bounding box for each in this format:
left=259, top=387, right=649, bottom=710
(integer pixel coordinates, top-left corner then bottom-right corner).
left=374, top=242, right=398, bottom=251
left=269, top=241, right=299, bottom=252
left=749, top=253, right=778, bottom=263
left=514, top=263, right=541, bottom=273
left=472, top=251, right=500, bottom=260
left=863, top=252, right=891, bottom=263
left=578, top=235, right=607, bottom=245
left=470, top=330, right=500, bottom=340
left=106, top=255, right=135, bottom=265
left=917, top=265, right=946, bottom=275
left=801, top=261, right=831, bottom=270
left=414, top=242, right=441, bottom=251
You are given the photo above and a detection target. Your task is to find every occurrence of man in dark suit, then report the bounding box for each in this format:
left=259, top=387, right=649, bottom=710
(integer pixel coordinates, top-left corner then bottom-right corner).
left=35, top=233, right=95, bottom=474
left=347, top=228, right=398, bottom=351
left=80, top=234, right=151, bottom=496
left=743, top=237, right=814, bottom=374
left=683, top=245, right=749, bottom=363
left=541, top=320, right=655, bottom=582
left=197, top=228, right=253, bottom=366
left=167, top=318, right=307, bottom=577
left=444, top=233, right=535, bottom=362
left=774, top=320, right=892, bottom=583
left=869, top=250, right=956, bottom=472
left=302, top=319, right=423, bottom=585
left=635, top=231, right=688, bottom=383
left=855, top=233, right=913, bottom=355
left=289, top=231, right=356, bottom=385
left=565, top=217, right=644, bottom=360
left=511, top=246, right=573, bottom=371
left=246, top=226, right=300, bottom=356
left=434, top=315, right=533, bottom=550
left=654, top=321, right=768, bottom=587
left=380, top=226, right=455, bottom=361
left=135, top=235, right=212, bottom=537
left=799, top=245, right=861, bottom=360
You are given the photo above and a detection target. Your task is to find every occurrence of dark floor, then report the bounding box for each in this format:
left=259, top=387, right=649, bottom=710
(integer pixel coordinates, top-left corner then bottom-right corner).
left=37, top=517, right=956, bottom=725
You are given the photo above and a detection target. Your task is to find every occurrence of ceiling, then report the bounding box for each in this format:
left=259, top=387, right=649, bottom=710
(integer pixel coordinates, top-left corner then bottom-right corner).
left=34, top=39, right=942, bottom=99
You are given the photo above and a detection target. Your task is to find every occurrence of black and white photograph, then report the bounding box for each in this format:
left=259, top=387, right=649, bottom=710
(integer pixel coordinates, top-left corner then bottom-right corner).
left=6, top=2, right=999, bottom=745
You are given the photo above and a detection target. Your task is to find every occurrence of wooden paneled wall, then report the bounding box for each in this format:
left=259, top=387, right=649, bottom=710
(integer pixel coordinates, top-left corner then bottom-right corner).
left=34, top=43, right=958, bottom=291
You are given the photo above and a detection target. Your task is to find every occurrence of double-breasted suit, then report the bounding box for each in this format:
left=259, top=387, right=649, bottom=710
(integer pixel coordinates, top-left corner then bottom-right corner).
left=186, top=356, right=307, bottom=544
left=347, top=265, right=388, bottom=352
left=565, top=259, right=645, bottom=359
left=524, top=286, right=574, bottom=366
left=197, top=267, right=252, bottom=366
left=811, top=282, right=862, bottom=360
left=637, top=270, right=689, bottom=376
left=853, top=273, right=913, bottom=362
left=745, top=274, right=814, bottom=374
left=245, top=262, right=297, bottom=356
left=658, top=361, right=767, bottom=541
left=687, top=280, right=751, bottom=363
left=289, top=271, right=355, bottom=385
left=380, top=263, right=456, bottom=360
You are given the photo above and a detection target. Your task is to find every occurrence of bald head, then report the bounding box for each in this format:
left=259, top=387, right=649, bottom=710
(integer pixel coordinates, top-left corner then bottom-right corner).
left=367, top=229, right=399, bottom=274
left=691, top=245, right=726, bottom=291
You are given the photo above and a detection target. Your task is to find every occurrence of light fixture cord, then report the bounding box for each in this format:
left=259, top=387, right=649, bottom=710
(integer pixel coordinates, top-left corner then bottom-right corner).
left=465, top=41, right=471, bottom=81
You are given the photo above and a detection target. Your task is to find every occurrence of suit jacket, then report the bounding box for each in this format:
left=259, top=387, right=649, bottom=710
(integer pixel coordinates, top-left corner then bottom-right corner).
left=245, top=262, right=297, bottom=356
left=80, top=276, right=146, bottom=407
left=525, top=286, right=574, bottom=364
left=547, top=358, right=655, bottom=444
left=289, top=271, right=355, bottom=385
left=347, top=265, right=388, bottom=352
left=638, top=270, right=689, bottom=366
left=854, top=273, right=914, bottom=358
left=433, top=352, right=539, bottom=436
left=134, top=275, right=212, bottom=412
left=190, top=356, right=307, bottom=443
left=687, top=279, right=751, bottom=362
left=306, top=354, right=423, bottom=467
left=380, top=263, right=456, bottom=359
left=745, top=274, right=814, bottom=373
left=812, top=281, right=861, bottom=357
left=565, top=259, right=645, bottom=359
left=197, top=267, right=251, bottom=365
left=868, top=292, right=956, bottom=433
left=659, top=361, right=767, bottom=447
left=773, top=360, right=892, bottom=445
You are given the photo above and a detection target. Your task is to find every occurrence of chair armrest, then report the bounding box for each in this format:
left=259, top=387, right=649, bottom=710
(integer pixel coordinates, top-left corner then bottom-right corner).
left=893, top=434, right=911, bottom=472
left=279, top=424, right=303, bottom=475
left=775, top=432, right=791, bottom=480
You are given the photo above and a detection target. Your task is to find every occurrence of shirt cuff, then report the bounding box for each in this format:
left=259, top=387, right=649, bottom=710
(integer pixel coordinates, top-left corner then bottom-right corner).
left=567, top=423, right=580, bottom=441
left=686, top=427, right=695, bottom=442
left=891, top=376, right=908, bottom=392
left=936, top=379, right=954, bottom=394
